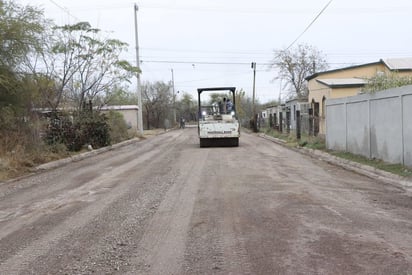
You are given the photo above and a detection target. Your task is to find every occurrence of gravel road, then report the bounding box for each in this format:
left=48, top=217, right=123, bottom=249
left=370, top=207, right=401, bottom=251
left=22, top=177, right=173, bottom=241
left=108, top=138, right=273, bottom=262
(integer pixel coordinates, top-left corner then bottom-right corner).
left=1, top=128, right=412, bottom=274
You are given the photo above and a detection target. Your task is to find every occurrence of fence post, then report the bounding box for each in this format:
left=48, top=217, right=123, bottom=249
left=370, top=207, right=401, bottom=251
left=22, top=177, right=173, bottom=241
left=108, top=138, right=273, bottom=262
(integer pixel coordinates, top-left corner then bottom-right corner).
left=296, top=110, right=301, bottom=140
left=279, top=112, right=283, bottom=133
left=308, top=108, right=313, bottom=136
left=286, top=110, right=290, bottom=134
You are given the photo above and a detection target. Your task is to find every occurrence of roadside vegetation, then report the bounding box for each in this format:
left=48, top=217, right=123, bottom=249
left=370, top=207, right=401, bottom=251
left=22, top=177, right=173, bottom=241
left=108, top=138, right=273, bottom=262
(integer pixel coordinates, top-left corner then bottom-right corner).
left=362, top=73, right=412, bottom=93
left=331, top=151, right=412, bottom=178
left=261, top=127, right=412, bottom=179
left=0, top=1, right=257, bottom=182
left=0, top=1, right=138, bottom=181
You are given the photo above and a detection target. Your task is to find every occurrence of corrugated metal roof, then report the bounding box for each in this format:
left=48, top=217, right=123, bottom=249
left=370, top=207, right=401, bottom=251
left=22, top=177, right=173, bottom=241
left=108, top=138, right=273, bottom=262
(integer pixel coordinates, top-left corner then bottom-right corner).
left=382, top=58, right=412, bottom=70
left=317, top=78, right=367, bottom=87
left=307, top=57, right=412, bottom=80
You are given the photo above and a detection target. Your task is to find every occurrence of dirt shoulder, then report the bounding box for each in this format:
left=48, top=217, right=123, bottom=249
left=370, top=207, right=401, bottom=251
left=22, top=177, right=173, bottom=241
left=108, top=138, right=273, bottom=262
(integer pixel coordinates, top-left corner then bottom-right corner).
left=258, top=133, right=412, bottom=190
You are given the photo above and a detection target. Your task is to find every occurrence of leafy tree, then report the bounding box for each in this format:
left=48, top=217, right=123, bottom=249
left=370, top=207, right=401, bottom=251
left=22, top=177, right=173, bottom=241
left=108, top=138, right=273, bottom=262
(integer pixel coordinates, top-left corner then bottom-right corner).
left=142, top=81, right=172, bottom=129
left=33, top=22, right=138, bottom=111
left=362, top=73, right=412, bottom=93
left=176, top=92, right=197, bottom=121
left=103, top=85, right=138, bottom=105
left=0, top=0, right=47, bottom=150
left=207, top=93, right=228, bottom=104
left=0, top=0, right=46, bottom=71
left=262, top=100, right=280, bottom=108
left=236, top=89, right=261, bottom=127
left=0, top=0, right=46, bottom=109
left=22, top=22, right=71, bottom=110
left=272, top=43, right=328, bottom=99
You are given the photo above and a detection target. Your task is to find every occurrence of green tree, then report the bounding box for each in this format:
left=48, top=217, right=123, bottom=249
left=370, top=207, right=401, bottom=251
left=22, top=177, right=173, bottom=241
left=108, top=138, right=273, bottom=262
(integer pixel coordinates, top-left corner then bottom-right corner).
left=0, top=0, right=47, bottom=149
left=142, top=81, right=172, bottom=129
left=234, top=88, right=261, bottom=128
left=362, top=73, right=412, bottom=93
left=38, top=22, right=138, bottom=111
left=272, top=43, right=328, bottom=99
left=207, top=93, right=228, bottom=104
left=0, top=0, right=46, bottom=107
left=23, top=21, right=72, bottom=110
left=0, top=1, right=45, bottom=70
left=176, top=92, right=197, bottom=121
left=103, top=85, right=138, bottom=105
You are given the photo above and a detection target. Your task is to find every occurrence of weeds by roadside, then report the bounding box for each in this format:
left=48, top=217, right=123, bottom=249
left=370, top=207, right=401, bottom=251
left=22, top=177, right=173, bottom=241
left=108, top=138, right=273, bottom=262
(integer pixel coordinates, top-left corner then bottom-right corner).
left=0, top=127, right=165, bottom=182
left=263, top=127, right=326, bottom=150
left=330, top=151, right=412, bottom=178
left=0, top=110, right=135, bottom=182
left=261, top=127, right=412, bottom=179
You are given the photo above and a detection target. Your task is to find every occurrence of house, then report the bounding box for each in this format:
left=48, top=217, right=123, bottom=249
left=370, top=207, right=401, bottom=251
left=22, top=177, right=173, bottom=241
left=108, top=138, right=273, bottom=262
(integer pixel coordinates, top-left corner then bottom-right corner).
left=306, top=57, right=412, bottom=136
left=285, top=98, right=310, bottom=131
left=261, top=105, right=279, bottom=129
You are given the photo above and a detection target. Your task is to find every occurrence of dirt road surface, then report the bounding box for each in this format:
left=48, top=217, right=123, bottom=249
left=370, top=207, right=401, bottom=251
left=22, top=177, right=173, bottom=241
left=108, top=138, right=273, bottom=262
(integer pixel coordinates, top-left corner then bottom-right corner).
left=1, top=128, right=412, bottom=274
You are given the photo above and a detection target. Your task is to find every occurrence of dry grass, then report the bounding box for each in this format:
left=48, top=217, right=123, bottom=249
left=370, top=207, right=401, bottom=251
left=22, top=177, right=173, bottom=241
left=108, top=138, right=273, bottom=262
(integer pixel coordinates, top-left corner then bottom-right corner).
left=0, top=128, right=167, bottom=182
left=0, top=126, right=72, bottom=181
left=0, top=141, right=70, bottom=181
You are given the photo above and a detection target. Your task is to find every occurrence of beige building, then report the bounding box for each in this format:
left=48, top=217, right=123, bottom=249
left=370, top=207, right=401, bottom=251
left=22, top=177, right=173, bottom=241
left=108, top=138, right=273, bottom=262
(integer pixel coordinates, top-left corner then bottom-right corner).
left=100, top=105, right=140, bottom=133
left=306, top=58, right=412, bottom=136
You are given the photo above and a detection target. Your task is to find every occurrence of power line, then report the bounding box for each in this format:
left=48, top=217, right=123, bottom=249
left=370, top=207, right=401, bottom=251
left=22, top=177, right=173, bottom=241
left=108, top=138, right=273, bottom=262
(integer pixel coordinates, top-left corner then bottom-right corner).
left=141, top=60, right=272, bottom=66
left=140, top=47, right=275, bottom=55
left=286, top=0, right=334, bottom=50
left=48, top=0, right=80, bottom=22
left=139, top=59, right=357, bottom=68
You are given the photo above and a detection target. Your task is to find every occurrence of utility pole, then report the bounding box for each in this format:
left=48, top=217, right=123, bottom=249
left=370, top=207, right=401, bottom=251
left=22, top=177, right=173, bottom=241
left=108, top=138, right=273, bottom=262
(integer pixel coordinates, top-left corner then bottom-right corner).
left=251, top=62, right=258, bottom=132
left=134, top=3, right=143, bottom=135
left=251, top=62, right=256, bottom=116
left=171, top=69, right=176, bottom=125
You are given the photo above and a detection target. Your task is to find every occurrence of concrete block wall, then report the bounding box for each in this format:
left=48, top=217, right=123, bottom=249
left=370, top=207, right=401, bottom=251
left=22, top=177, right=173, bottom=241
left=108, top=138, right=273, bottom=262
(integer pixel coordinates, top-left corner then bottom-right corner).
left=326, top=85, right=412, bottom=167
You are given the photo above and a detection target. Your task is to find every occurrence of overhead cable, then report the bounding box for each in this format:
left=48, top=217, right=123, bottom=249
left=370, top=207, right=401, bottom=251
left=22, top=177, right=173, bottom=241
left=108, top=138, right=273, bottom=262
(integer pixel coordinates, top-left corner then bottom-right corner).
left=48, top=0, right=80, bottom=22
left=141, top=60, right=272, bottom=66
left=285, top=0, right=334, bottom=50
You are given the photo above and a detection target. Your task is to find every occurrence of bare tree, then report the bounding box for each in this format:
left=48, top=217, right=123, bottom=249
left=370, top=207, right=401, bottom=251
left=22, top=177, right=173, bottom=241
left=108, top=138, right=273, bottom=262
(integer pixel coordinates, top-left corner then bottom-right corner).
left=272, top=43, right=328, bottom=99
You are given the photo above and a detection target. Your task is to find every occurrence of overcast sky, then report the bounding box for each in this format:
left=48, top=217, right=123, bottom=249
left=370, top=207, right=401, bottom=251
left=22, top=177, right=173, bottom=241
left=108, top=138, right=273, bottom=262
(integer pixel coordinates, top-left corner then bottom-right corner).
left=19, top=0, right=412, bottom=103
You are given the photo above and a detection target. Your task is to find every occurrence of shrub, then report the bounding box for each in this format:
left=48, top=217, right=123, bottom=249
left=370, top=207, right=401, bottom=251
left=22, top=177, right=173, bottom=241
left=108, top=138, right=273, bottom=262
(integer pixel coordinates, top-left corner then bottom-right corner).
left=44, top=111, right=111, bottom=151
left=106, top=110, right=129, bottom=143
left=75, top=112, right=110, bottom=149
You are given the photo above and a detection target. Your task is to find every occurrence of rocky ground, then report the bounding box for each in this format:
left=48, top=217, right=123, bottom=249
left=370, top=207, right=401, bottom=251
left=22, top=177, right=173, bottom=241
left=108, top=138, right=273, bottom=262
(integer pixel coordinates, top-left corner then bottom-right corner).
left=1, top=128, right=412, bottom=274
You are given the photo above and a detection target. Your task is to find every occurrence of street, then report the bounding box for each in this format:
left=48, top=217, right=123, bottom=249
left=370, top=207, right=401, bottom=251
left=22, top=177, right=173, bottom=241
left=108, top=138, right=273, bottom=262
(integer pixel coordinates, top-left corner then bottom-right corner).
left=0, top=128, right=412, bottom=274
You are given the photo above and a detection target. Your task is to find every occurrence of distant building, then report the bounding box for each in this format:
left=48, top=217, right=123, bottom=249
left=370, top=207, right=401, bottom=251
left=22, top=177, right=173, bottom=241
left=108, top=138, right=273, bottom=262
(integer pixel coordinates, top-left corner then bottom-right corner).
left=285, top=98, right=310, bottom=130
left=100, top=105, right=140, bottom=133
